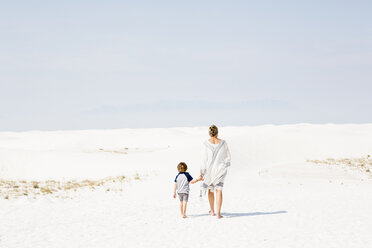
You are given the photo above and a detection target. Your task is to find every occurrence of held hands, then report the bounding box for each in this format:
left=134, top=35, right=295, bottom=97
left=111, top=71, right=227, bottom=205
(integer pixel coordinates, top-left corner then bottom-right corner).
left=198, top=174, right=204, bottom=181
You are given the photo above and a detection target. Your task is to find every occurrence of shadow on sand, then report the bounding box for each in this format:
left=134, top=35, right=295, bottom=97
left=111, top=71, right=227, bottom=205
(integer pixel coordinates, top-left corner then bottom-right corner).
left=189, top=210, right=287, bottom=218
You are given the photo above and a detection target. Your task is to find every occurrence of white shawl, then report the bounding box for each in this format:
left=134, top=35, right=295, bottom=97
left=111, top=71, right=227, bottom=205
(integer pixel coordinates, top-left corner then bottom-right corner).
left=200, top=139, right=231, bottom=195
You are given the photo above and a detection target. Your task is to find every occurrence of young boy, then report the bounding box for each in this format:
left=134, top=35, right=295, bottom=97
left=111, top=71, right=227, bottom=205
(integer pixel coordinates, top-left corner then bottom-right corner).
left=173, top=162, right=203, bottom=218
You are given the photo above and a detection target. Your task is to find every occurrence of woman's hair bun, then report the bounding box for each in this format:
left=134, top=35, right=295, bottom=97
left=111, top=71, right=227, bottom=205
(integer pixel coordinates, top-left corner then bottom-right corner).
left=209, top=125, right=218, bottom=137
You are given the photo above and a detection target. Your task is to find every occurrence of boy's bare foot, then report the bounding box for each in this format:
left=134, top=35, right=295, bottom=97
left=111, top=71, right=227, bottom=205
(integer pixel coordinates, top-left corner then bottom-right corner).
left=209, top=210, right=216, bottom=216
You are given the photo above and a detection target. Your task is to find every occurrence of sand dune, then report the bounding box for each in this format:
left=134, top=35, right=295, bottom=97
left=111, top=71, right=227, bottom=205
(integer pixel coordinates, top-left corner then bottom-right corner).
left=1, top=124, right=372, bottom=247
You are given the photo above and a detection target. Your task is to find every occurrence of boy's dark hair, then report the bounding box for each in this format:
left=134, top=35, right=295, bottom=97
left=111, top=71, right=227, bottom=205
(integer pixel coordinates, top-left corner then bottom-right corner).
left=209, top=125, right=218, bottom=137
left=177, top=162, right=188, bottom=172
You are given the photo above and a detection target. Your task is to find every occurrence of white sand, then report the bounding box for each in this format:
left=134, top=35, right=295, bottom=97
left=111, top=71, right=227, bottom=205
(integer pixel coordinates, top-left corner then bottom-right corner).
left=1, top=124, right=372, bottom=247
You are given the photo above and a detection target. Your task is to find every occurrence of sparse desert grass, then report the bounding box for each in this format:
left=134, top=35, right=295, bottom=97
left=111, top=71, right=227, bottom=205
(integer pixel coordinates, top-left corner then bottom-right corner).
left=0, top=174, right=141, bottom=200
left=99, top=148, right=129, bottom=154
left=98, top=146, right=169, bottom=155
left=307, top=155, right=372, bottom=176
left=134, top=173, right=141, bottom=180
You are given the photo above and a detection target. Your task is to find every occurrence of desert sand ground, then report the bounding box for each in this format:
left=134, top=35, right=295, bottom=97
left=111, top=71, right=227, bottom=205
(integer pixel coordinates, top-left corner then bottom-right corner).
left=1, top=124, right=372, bottom=248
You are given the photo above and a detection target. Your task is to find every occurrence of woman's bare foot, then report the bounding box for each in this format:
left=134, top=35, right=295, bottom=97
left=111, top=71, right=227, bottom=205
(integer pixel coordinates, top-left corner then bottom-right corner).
left=216, top=214, right=223, bottom=219
left=209, top=210, right=216, bottom=216
left=182, top=215, right=188, bottom=218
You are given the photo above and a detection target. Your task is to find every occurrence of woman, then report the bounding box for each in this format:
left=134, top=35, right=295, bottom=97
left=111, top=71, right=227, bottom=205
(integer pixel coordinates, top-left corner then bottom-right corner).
left=200, top=125, right=231, bottom=218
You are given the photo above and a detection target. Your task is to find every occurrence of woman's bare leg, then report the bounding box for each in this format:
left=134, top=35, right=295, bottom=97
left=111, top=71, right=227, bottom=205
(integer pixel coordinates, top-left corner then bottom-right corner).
left=216, top=190, right=223, bottom=218
left=208, top=189, right=215, bottom=216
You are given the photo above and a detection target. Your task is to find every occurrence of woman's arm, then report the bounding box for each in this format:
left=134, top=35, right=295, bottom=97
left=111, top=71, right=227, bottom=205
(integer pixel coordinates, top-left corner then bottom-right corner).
left=224, top=142, right=231, bottom=167
left=200, top=145, right=208, bottom=176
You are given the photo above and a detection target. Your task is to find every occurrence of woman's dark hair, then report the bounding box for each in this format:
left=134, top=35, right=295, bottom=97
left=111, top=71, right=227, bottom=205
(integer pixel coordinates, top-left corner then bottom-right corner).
left=177, top=162, right=187, bottom=172
left=209, top=125, right=218, bottom=137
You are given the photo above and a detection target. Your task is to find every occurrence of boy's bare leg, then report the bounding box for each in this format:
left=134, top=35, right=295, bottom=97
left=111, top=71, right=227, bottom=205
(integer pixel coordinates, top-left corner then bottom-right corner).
left=180, top=203, right=183, bottom=217
left=216, top=190, right=223, bottom=218
left=208, top=189, right=215, bottom=216
left=182, top=201, right=188, bottom=218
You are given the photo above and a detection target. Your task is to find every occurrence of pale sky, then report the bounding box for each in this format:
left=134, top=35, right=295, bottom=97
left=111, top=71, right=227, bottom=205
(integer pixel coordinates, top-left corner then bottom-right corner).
left=1, top=1, right=371, bottom=131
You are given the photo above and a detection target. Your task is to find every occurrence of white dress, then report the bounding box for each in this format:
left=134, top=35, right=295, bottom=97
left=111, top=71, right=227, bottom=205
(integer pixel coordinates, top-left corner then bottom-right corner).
left=200, top=139, right=231, bottom=193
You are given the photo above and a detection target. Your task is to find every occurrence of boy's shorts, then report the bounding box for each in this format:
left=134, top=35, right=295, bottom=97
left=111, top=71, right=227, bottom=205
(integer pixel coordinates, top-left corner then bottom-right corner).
left=178, top=193, right=189, bottom=202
